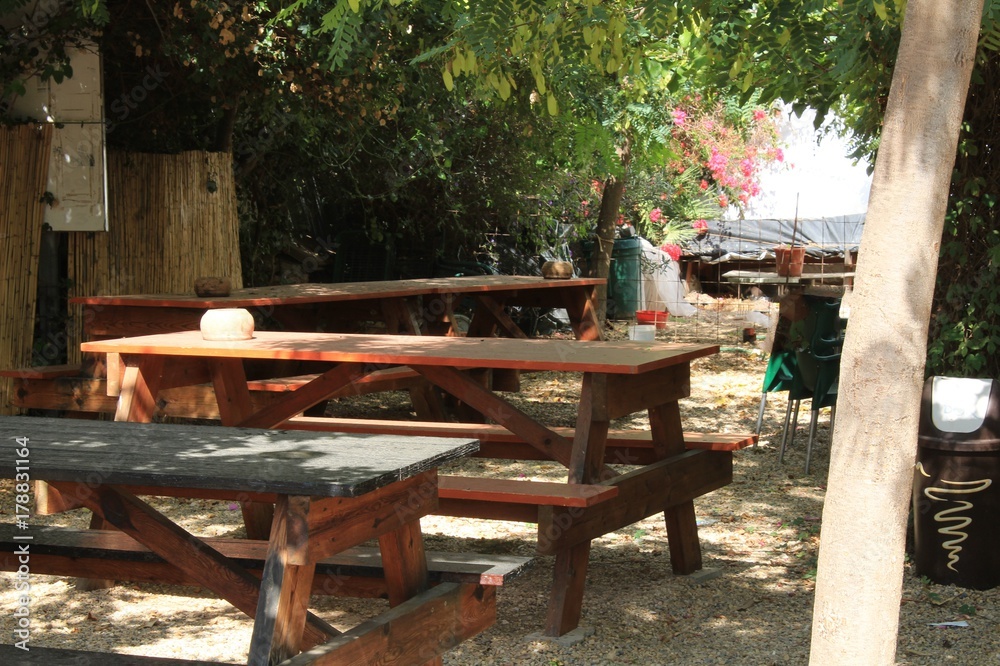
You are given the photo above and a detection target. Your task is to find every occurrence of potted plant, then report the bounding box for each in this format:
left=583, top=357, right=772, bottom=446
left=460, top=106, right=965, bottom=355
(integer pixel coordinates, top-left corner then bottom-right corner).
left=775, top=245, right=806, bottom=277
left=775, top=209, right=805, bottom=277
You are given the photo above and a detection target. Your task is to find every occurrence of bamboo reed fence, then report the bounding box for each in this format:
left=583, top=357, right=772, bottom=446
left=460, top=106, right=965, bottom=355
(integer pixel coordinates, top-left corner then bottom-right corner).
left=0, top=124, right=54, bottom=414
left=67, top=150, right=242, bottom=362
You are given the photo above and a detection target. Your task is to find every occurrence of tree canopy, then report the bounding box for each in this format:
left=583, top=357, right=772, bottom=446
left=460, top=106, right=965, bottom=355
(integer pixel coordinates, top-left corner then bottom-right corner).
left=8, top=0, right=1000, bottom=359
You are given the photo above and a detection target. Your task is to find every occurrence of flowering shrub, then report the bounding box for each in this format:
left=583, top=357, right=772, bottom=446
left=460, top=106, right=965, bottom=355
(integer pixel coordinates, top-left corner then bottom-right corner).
left=627, top=94, right=785, bottom=247
left=660, top=243, right=682, bottom=262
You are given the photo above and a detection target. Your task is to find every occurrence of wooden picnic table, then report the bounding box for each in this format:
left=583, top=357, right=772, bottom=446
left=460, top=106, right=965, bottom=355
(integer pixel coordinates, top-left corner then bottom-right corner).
left=81, top=330, right=739, bottom=637
left=722, top=268, right=854, bottom=296
left=72, top=275, right=605, bottom=346
left=0, top=416, right=490, bottom=665
left=3, top=275, right=604, bottom=417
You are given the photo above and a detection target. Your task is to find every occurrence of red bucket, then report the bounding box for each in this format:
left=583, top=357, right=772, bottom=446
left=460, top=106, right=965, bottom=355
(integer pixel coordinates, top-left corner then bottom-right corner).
left=635, top=310, right=669, bottom=329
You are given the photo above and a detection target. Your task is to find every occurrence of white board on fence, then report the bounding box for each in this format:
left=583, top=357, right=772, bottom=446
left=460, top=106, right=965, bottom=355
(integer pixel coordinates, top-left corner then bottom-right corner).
left=7, top=41, right=108, bottom=232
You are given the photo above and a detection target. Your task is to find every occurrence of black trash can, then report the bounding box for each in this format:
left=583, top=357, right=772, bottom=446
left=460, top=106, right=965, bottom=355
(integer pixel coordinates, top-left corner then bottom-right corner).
left=912, top=376, right=1000, bottom=590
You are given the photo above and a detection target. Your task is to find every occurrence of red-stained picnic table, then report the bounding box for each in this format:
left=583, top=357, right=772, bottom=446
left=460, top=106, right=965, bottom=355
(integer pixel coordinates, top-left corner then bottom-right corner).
left=72, top=275, right=604, bottom=348
left=81, top=330, right=747, bottom=637
left=4, top=276, right=603, bottom=417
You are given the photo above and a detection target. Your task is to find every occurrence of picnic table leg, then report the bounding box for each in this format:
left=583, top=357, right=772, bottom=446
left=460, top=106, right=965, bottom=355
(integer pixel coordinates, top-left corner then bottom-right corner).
left=563, top=285, right=603, bottom=341
left=74, top=512, right=115, bottom=591
left=378, top=519, right=443, bottom=666
left=544, top=372, right=610, bottom=636
left=380, top=297, right=449, bottom=420
left=378, top=519, right=429, bottom=606
left=545, top=541, right=592, bottom=636
left=114, top=355, right=165, bottom=423
left=649, top=401, right=703, bottom=574
left=89, top=354, right=165, bottom=589
left=210, top=357, right=275, bottom=540
left=249, top=495, right=326, bottom=666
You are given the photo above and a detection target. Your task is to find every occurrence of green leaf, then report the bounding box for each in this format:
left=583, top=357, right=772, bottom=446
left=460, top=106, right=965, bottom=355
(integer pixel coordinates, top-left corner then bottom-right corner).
left=873, top=1, right=888, bottom=20
left=547, top=92, right=558, bottom=116
left=443, top=68, right=454, bottom=91
left=729, top=57, right=742, bottom=79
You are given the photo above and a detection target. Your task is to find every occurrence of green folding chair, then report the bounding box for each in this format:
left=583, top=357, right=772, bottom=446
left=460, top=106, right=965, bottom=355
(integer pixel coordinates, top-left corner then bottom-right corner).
left=779, top=297, right=843, bottom=473
left=757, top=309, right=813, bottom=450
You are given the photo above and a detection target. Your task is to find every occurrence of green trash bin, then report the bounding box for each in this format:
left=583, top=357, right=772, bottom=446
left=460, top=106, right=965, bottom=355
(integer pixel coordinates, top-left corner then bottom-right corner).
left=581, top=236, right=643, bottom=320
left=912, top=376, right=1000, bottom=590
left=608, top=237, right=642, bottom=320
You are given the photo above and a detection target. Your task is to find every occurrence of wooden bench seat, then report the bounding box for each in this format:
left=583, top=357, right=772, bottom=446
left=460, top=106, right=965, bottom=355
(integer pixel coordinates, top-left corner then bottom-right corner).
left=0, top=525, right=531, bottom=596
left=0, top=644, right=235, bottom=665
left=438, top=476, right=617, bottom=507
left=286, top=416, right=756, bottom=464
left=0, top=363, right=83, bottom=379
left=436, top=475, right=618, bottom=522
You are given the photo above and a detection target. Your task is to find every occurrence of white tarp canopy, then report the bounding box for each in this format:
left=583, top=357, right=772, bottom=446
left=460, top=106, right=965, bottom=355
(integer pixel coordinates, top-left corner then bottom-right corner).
left=638, top=238, right=697, bottom=317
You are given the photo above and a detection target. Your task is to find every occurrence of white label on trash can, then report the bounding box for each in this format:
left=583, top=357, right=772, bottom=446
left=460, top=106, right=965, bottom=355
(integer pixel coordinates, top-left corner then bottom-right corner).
left=930, top=377, right=992, bottom=433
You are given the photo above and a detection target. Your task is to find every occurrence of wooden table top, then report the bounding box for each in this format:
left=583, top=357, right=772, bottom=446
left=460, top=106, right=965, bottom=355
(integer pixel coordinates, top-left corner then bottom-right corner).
left=69, top=276, right=605, bottom=308
left=82, top=331, right=718, bottom=374
left=723, top=269, right=855, bottom=285
left=0, top=416, right=478, bottom=497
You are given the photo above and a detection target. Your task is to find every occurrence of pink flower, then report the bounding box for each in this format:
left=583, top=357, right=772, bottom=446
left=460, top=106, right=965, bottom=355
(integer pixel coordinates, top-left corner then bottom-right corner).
left=660, top=243, right=682, bottom=262
left=659, top=192, right=668, bottom=200
left=707, top=147, right=728, bottom=173
left=740, top=158, right=754, bottom=177
left=649, top=208, right=663, bottom=224
left=672, top=108, right=688, bottom=127
left=753, top=109, right=767, bottom=122
left=692, top=219, right=708, bottom=231
left=718, top=194, right=729, bottom=208
left=775, top=148, right=784, bottom=163
left=699, top=179, right=709, bottom=190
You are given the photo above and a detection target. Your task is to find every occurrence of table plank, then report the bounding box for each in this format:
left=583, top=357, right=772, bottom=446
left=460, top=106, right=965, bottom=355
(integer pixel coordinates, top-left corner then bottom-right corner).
left=83, top=331, right=717, bottom=374
left=0, top=417, right=477, bottom=498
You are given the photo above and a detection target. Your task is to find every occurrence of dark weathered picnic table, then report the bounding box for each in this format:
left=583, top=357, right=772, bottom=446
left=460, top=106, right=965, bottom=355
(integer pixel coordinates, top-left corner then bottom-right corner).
left=0, top=416, right=491, bottom=665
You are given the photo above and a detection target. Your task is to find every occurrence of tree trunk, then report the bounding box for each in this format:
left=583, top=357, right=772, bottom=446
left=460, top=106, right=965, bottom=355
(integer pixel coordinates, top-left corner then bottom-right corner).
left=589, top=177, right=625, bottom=322
left=809, top=1, right=983, bottom=664
left=587, top=141, right=632, bottom=323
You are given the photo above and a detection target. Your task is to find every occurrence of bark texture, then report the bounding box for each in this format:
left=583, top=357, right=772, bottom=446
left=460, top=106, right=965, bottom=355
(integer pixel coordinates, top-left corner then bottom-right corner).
left=809, top=1, right=984, bottom=664
left=589, top=176, right=626, bottom=323
left=588, top=141, right=633, bottom=324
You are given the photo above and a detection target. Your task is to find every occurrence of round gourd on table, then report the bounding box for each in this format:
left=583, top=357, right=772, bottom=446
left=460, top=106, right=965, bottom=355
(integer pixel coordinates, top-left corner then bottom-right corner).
left=200, top=308, right=255, bottom=341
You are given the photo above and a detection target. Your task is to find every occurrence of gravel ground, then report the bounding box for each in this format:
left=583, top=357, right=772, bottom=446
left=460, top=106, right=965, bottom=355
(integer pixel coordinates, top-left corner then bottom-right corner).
left=1, top=306, right=998, bottom=664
